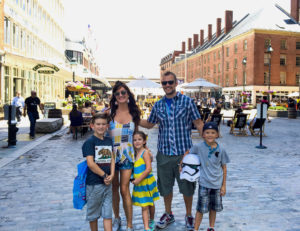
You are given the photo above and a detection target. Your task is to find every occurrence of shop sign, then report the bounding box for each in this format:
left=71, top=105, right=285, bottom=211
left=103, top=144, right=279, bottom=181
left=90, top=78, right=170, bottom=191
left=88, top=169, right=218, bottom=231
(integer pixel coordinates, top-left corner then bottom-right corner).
left=33, top=64, right=59, bottom=72
left=38, top=70, right=55, bottom=74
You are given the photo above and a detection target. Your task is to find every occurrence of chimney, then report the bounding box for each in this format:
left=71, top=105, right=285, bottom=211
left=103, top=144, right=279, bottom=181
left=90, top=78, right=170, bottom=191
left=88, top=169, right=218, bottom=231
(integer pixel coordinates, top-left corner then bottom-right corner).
left=216, top=18, right=222, bottom=38
left=193, top=34, right=199, bottom=48
left=208, top=24, right=212, bottom=41
left=188, top=38, right=192, bottom=51
left=291, top=0, right=299, bottom=22
left=200, top=30, right=204, bottom=46
left=225, top=10, right=233, bottom=34
left=181, top=41, right=186, bottom=53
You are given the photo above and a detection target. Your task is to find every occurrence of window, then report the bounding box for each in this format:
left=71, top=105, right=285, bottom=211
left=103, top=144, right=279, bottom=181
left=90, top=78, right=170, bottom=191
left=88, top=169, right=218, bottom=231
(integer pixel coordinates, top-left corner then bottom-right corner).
left=204, top=67, right=206, bottom=76
left=4, top=17, right=11, bottom=44
left=264, top=53, right=270, bottom=65
left=204, top=56, right=206, bottom=64
left=208, top=67, right=210, bottom=75
left=218, top=76, right=221, bottom=86
left=13, top=68, right=19, bottom=77
left=296, top=41, right=300, bottom=49
left=280, top=72, right=286, bottom=85
left=213, top=52, right=216, bottom=61
left=214, top=64, right=216, bottom=73
left=226, top=62, right=229, bottom=70
left=296, top=72, right=300, bottom=85
left=225, top=74, right=229, bottom=87
left=234, top=44, right=238, bottom=53
left=264, top=72, right=269, bottom=84
left=265, top=39, right=271, bottom=48
left=280, top=40, right=287, bottom=49
left=296, top=56, right=300, bottom=66
left=243, top=40, right=247, bottom=50
left=234, top=73, right=237, bottom=85
left=234, top=59, right=237, bottom=69
left=218, top=50, right=221, bottom=59
left=15, top=25, right=19, bottom=48
left=218, top=63, right=221, bottom=73
left=226, top=47, right=229, bottom=57
left=280, top=55, right=286, bottom=66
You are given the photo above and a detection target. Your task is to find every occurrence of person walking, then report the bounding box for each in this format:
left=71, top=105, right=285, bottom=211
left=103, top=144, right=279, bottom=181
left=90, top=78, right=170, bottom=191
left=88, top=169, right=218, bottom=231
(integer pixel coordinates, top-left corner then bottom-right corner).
left=140, top=71, right=204, bottom=231
left=108, top=81, right=141, bottom=231
left=12, top=91, right=24, bottom=122
left=23, top=91, right=43, bottom=139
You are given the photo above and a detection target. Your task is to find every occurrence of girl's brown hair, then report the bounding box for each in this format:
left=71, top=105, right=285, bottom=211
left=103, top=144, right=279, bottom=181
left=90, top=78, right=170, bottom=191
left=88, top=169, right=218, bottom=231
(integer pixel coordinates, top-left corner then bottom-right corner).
left=133, top=131, right=148, bottom=150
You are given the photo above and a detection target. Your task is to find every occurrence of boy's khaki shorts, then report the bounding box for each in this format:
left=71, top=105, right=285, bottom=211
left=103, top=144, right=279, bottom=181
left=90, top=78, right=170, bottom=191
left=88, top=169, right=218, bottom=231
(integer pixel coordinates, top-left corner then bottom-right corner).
left=156, top=151, right=195, bottom=197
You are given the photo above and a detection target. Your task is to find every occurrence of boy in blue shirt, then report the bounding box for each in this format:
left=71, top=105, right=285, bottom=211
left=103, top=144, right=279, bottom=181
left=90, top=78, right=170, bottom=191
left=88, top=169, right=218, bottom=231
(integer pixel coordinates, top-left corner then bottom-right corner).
left=82, top=113, right=115, bottom=231
left=190, top=122, right=230, bottom=231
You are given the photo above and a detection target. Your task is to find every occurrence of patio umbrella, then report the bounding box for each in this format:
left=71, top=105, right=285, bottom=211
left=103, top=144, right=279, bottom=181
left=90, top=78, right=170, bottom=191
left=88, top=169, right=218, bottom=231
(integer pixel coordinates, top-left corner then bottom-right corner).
left=288, top=92, right=299, bottom=97
left=182, top=78, right=221, bottom=97
left=127, top=76, right=162, bottom=96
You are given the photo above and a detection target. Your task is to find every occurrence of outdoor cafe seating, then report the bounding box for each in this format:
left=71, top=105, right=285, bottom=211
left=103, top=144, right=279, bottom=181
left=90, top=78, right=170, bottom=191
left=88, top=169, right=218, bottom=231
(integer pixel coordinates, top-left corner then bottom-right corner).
left=230, top=113, right=248, bottom=136
left=249, top=117, right=267, bottom=136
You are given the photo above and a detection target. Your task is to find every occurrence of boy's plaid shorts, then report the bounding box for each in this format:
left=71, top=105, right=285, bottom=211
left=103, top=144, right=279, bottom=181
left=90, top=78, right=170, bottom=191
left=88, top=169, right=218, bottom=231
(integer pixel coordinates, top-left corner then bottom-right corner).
left=196, top=185, right=223, bottom=213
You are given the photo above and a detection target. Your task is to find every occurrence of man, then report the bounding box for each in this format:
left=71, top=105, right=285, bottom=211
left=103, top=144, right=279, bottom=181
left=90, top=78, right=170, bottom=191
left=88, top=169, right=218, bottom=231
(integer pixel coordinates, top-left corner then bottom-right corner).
left=23, top=91, right=44, bottom=139
left=12, top=92, right=24, bottom=122
left=140, top=71, right=204, bottom=231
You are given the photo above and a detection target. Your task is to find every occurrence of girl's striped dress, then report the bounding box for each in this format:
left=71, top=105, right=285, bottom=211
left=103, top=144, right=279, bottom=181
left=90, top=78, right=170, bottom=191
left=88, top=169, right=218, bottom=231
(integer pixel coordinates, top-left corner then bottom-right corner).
left=132, top=150, right=159, bottom=207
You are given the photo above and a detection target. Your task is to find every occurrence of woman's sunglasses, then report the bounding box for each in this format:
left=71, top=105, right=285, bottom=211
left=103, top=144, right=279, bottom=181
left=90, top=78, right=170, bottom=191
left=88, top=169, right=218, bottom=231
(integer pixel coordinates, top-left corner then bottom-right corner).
left=114, top=90, right=127, bottom=97
left=161, top=80, right=175, bottom=86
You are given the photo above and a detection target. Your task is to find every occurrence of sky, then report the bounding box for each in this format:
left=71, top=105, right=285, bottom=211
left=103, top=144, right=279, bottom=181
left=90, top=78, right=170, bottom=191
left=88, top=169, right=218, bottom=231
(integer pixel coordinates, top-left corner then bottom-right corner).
left=63, top=0, right=290, bottom=79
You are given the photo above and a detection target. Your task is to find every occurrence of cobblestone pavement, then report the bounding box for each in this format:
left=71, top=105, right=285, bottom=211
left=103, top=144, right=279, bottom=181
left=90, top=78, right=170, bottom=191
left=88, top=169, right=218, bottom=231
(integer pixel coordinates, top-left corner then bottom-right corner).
left=0, top=117, right=300, bottom=231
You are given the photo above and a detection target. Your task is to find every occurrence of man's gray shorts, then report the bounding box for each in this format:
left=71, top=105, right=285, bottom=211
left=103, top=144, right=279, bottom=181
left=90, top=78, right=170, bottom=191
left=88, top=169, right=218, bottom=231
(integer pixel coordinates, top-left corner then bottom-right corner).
left=86, top=184, right=112, bottom=222
left=156, top=151, right=195, bottom=197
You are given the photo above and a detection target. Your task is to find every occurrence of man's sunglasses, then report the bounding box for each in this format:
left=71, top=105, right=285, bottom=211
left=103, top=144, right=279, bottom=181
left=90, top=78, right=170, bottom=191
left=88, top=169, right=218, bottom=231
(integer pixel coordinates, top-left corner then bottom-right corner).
left=161, top=80, right=175, bottom=86
left=114, top=90, right=127, bottom=97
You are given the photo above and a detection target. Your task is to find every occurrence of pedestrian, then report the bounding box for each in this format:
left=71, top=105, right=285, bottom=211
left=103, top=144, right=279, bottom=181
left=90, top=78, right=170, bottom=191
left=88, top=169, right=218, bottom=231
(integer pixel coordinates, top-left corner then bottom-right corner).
left=108, top=81, right=141, bottom=231
left=69, top=104, right=83, bottom=139
left=23, top=91, right=43, bottom=139
left=12, top=91, right=24, bottom=122
left=140, top=71, right=203, bottom=231
left=82, top=113, right=115, bottom=231
left=188, top=122, right=230, bottom=231
left=131, top=131, right=159, bottom=231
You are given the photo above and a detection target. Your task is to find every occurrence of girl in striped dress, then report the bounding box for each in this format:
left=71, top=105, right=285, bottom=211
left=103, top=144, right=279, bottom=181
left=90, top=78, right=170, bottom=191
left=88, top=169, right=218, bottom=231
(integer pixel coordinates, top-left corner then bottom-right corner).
left=132, top=131, right=159, bottom=231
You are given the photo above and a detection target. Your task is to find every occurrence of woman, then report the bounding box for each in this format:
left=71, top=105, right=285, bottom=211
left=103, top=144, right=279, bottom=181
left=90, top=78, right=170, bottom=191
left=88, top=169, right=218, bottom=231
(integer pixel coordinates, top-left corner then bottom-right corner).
left=108, top=81, right=141, bottom=231
left=69, top=104, right=83, bottom=139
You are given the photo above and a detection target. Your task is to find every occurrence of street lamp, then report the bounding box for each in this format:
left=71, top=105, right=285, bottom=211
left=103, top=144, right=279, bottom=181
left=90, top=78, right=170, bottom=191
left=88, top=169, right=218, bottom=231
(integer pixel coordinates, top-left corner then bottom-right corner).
left=70, top=57, right=77, bottom=82
left=70, top=57, right=77, bottom=102
left=242, top=57, right=247, bottom=92
left=267, top=44, right=273, bottom=102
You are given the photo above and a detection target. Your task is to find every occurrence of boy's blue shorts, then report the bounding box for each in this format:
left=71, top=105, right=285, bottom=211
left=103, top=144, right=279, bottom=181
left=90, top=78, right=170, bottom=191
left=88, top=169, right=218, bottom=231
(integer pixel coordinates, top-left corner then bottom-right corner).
left=196, top=185, right=223, bottom=213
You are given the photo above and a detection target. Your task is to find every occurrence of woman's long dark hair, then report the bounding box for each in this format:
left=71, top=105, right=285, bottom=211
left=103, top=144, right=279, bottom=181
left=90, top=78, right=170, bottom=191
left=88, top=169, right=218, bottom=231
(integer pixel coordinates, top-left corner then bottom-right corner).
left=110, top=81, right=141, bottom=129
left=70, top=104, right=80, bottom=117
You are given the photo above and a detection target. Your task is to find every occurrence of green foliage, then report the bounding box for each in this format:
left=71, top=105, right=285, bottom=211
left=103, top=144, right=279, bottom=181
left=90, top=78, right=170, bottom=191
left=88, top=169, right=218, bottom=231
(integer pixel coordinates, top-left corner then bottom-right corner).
left=269, top=106, right=287, bottom=111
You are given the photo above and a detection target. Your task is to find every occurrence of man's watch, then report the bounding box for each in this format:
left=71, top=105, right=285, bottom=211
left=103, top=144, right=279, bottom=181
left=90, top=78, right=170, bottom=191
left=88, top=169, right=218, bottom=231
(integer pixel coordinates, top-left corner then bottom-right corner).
left=101, top=173, right=107, bottom=179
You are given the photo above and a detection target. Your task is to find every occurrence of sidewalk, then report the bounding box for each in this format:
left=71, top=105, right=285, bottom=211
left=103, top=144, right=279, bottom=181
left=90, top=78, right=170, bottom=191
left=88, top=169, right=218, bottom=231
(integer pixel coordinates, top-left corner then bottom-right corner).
left=0, top=115, right=69, bottom=168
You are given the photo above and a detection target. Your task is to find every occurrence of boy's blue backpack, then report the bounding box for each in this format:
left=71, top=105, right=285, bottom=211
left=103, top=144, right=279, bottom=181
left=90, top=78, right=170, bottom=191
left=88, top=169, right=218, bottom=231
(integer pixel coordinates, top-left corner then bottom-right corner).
left=73, top=160, right=88, bottom=210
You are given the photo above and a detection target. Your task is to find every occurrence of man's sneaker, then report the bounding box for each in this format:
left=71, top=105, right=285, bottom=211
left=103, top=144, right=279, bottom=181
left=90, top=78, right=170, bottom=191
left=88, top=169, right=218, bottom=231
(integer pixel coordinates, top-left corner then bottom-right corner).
left=207, top=228, right=215, bottom=231
left=156, top=212, right=175, bottom=229
left=149, top=220, right=155, bottom=231
left=112, top=217, right=121, bottom=231
left=185, top=215, right=194, bottom=231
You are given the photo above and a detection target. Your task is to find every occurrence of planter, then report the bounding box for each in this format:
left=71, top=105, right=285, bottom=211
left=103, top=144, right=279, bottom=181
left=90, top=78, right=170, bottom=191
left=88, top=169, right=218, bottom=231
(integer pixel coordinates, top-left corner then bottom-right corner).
left=288, top=107, right=297, bottom=119
left=268, top=110, right=288, bottom=117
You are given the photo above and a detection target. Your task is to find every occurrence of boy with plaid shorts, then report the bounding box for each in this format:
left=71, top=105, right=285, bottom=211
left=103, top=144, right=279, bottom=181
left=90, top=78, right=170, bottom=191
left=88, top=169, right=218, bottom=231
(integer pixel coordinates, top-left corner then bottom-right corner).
left=189, top=122, right=230, bottom=231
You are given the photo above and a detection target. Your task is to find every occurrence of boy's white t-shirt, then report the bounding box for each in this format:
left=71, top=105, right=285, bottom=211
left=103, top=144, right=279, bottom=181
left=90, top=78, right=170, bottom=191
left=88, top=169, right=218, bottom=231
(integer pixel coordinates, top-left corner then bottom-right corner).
left=189, top=142, right=230, bottom=189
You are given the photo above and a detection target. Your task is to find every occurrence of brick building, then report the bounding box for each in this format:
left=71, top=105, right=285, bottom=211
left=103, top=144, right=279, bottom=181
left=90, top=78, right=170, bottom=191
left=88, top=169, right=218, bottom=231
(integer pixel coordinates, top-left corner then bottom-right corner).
left=160, top=0, right=300, bottom=104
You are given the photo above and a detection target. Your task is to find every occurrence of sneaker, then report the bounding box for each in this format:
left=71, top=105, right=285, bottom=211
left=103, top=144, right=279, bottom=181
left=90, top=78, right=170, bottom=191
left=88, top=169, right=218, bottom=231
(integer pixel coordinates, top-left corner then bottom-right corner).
left=149, top=220, right=155, bottom=231
left=185, top=215, right=194, bottom=231
left=207, top=228, right=215, bottom=231
left=112, top=217, right=121, bottom=231
left=156, top=212, right=175, bottom=229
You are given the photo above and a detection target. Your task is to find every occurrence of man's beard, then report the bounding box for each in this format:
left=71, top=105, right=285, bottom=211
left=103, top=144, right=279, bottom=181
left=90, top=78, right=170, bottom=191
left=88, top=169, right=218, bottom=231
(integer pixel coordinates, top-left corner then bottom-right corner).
left=165, top=89, right=176, bottom=96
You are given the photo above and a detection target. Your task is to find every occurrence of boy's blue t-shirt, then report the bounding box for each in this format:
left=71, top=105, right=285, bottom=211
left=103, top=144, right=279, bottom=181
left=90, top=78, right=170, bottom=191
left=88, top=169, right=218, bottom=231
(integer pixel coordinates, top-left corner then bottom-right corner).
left=82, top=135, right=113, bottom=185
left=189, top=142, right=230, bottom=189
